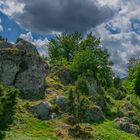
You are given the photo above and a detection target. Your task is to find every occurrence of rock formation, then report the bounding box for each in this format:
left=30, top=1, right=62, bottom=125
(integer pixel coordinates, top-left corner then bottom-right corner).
left=0, top=37, right=47, bottom=99
left=30, top=102, right=52, bottom=120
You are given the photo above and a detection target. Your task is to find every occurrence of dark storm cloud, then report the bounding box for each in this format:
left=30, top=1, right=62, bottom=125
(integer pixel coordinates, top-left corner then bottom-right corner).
left=14, top=0, right=115, bottom=34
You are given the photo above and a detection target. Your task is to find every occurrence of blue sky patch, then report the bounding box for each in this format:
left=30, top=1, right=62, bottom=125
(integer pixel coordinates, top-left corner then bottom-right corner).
left=131, top=19, right=140, bottom=35
left=0, top=12, right=54, bottom=43
left=105, top=22, right=121, bottom=34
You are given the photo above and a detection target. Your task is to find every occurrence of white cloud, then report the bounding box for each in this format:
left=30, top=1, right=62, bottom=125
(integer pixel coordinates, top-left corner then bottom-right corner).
left=1, top=0, right=140, bottom=76
left=0, top=0, right=115, bottom=34
left=0, top=18, right=3, bottom=32
left=96, top=0, right=119, bottom=7
left=0, top=0, right=25, bottom=16
left=0, top=25, right=3, bottom=32
left=20, top=32, right=49, bottom=56
left=93, top=0, right=140, bottom=76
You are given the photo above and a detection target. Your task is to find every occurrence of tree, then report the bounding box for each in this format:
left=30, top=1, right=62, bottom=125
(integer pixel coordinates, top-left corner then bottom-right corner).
left=134, top=72, right=140, bottom=96
left=0, top=83, right=18, bottom=139
left=70, top=47, right=112, bottom=88
left=48, top=32, right=82, bottom=64
left=114, top=76, right=122, bottom=89
left=68, top=88, right=90, bottom=124
left=124, top=59, right=140, bottom=96
left=48, top=32, right=113, bottom=91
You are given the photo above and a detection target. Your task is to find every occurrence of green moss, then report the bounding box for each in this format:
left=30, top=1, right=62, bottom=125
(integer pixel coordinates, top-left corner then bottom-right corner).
left=46, top=76, right=64, bottom=90
left=4, top=46, right=19, bottom=53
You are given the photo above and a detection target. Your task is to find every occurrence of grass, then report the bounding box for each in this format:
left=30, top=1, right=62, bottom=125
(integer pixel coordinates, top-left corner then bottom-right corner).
left=5, top=98, right=140, bottom=140
left=3, top=74, right=140, bottom=140
left=92, top=120, right=140, bottom=140
left=4, top=99, right=59, bottom=140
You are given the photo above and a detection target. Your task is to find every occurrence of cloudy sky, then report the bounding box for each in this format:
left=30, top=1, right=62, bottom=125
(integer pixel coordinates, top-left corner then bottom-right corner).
left=0, top=0, right=140, bottom=77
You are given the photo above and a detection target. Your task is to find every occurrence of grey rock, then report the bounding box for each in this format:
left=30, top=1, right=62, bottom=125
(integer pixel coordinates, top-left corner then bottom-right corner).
left=87, top=78, right=98, bottom=96
left=114, top=117, right=120, bottom=122
left=51, top=112, right=57, bottom=119
left=56, top=67, right=72, bottom=85
left=116, top=117, right=140, bottom=136
left=121, top=102, right=133, bottom=112
left=0, top=39, right=47, bottom=99
left=30, top=102, right=52, bottom=120
left=16, top=39, right=39, bottom=55
left=55, top=96, right=67, bottom=111
left=86, top=77, right=104, bottom=100
left=85, top=105, right=105, bottom=122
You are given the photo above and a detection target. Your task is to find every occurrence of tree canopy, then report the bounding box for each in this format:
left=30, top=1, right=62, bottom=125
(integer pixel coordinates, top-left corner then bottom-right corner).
left=48, top=32, right=113, bottom=89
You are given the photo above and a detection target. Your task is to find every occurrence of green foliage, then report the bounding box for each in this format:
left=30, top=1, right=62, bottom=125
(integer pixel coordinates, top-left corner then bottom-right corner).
left=107, top=84, right=126, bottom=100
left=114, top=77, right=127, bottom=98
left=48, top=32, right=82, bottom=64
left=70, top=48, right=95, bottom=76
left=124, top=60, right=140, bottom=96
left=130, top=94, right=140, bottom=111
left=68, top=124, right=94, bottom=139
left=0, top=83, right=18, bottom=139
left=93, top=120, right=140, bottom=140
left=5, top=99, right=59, bottom=140
left=114, top=76, right=122, bottom=89
left=131, top=115, right=140, bottom=126
left=47, top=32, right=140, bottom=138
left=134, top=72, right=140, bottom=96
left=51, top=104, right=60, bottom=114
left=68, top=88, right=91, bottom=124
left=48, top=32, right=113, bottom=89
left=75, top=75, right=89, bottom=95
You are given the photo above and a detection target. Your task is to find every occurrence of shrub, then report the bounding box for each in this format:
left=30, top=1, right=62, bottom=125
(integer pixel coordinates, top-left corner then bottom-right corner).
left=0, top=83, right=18, bottom=139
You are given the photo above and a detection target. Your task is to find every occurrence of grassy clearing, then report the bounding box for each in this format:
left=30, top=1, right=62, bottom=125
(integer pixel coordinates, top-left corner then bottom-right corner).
left=92, top=120, right=139, bottom=140
left=5, top=99, right=59, bottom=140
left=5, top=98, right=140, bottom=140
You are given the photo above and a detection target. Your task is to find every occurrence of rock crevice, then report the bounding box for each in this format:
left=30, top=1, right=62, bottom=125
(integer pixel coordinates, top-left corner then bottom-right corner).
left=0, top=38, right=48, bottom=99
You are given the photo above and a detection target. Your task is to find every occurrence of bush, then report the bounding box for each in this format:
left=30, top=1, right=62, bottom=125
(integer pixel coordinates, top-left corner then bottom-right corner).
left=124, top=61, right=140, bottom=96
left=48, top=32, right=113, bottom=89
left=131, top=95, right=140, bottom=111
left=68, top=88, right=92, bottom=124
left=0, top=83, right=18, bottom=139
left=107, top=87, right=126, bottom=100
left=68, top=124, right=94, bottom=139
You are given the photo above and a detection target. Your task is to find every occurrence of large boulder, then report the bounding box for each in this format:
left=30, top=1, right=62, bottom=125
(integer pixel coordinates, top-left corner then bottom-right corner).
left=115, top=117, right=140, bottom=136
left=56, top=67, right=72, bottom=85
left=16, top=39, right=39, bottom=55
left=0, top=38, right=47, bottom=99
left=55, top=96, right=68, bottom=111
left=30, top=102, right=52, bottom=120
left=85, top=105, right=105, bottom=122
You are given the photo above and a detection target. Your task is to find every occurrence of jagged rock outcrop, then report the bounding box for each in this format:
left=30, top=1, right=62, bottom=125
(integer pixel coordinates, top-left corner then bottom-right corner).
left=115, top=117, right=140, bottom=136
left=0, top=37, right=47, bottom=99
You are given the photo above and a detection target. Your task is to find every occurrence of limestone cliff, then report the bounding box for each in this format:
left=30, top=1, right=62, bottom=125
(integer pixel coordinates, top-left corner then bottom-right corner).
left=0, top=37, right=47, bottom=99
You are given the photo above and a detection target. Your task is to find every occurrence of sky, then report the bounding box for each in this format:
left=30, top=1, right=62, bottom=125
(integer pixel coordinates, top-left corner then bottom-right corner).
left=0, top=0, right=140, bottom=77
